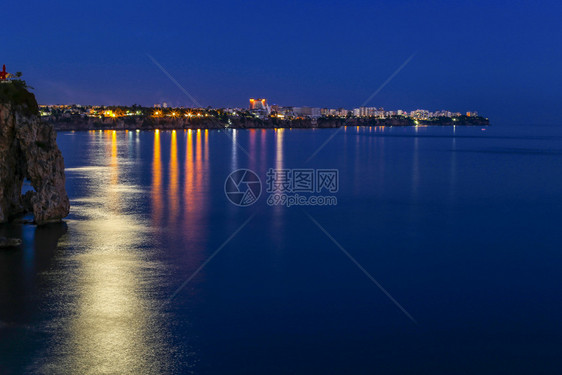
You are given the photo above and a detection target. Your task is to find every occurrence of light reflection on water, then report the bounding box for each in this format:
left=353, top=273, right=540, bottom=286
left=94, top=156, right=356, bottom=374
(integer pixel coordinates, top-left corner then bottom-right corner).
left=32, top=130, right=180, bottom=374
left=2, top=125, right=562, bottom=374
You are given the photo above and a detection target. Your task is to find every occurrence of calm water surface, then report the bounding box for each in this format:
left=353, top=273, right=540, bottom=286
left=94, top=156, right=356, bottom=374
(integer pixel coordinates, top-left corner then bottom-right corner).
left=1, top=125, right=562, bottom=374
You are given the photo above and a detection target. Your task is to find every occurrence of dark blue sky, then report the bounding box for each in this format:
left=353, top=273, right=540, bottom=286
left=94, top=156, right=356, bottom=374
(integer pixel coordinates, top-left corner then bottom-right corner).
left=3, top=0, right=561, bottom=124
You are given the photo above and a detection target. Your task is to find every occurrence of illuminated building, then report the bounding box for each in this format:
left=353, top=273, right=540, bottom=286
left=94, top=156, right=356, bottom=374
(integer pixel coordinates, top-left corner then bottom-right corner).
left=292, top=107, right=321, bottom=119
left=249, top=98, right=271, bottom=119
left=249, top=98, right=267, bottom=110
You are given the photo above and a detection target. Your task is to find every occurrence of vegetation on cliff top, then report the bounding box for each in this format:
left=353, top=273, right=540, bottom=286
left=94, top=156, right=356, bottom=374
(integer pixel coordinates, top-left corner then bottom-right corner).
left=0, top=79, right=39, bottom=116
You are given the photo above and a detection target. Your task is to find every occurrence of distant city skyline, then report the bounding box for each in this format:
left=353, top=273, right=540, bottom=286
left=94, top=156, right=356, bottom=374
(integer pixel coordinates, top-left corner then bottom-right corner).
left=38, top=102, right=484, bottom=124
left=38, top=100, right=490, bottom=131
left=3, top=0, right=561, bottom=125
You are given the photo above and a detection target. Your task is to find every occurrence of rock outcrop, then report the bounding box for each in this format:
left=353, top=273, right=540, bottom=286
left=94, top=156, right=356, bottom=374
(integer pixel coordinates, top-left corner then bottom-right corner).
left=0, top=236, right=22, bottom=248
left=0, top=83, right=69, bottom=225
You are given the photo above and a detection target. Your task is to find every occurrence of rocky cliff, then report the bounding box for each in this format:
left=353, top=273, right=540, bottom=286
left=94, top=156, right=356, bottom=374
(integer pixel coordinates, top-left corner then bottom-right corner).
left=0, top=83, right=69, bottom=225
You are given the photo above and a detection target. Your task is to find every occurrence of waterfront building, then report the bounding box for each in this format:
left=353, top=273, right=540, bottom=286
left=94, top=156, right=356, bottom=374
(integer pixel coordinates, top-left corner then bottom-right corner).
left=292, top=107, right=321, bottom=119
left=249, top=98, right=267, bottom=110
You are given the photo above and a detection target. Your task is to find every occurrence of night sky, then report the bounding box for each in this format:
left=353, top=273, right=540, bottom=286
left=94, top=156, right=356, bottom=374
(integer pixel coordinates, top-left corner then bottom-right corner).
left=2, top=0, right=561, bottom=125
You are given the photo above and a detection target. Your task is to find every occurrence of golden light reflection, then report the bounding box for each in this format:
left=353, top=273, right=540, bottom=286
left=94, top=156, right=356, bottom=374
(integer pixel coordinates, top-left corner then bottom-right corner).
left=249, top=129, right=257, bottom=170
left=185, top=129, right=194, bottom=210
left=102, top=130, right=121, bottom=212
left=195, top=129, right=204, bottom=211
left=182, top=129, right=209, bottom=267
left=152, top=130, right=163, bottom=222
left=40, top=131, right=175, bottom=373
left=204, top=129, right=209, bottom=161
left=110, top=131, right=118, bottom=186
left=196, top=129, right=202, bottom=163
left=275, top=128, right=284, bottom=170
left=273, top=129, right=284, bottom=223
left=260, top=129, right=267, bottom=172
left=169, top=131, right=179, bottom=223
left=268, top=128, right=285, bottom=245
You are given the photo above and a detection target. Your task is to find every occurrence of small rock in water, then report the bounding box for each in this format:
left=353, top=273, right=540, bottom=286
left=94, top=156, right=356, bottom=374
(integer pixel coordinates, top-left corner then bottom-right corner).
left=0, top=237, right=22, bottom=248
left=13, top=218, right=34, bottom=225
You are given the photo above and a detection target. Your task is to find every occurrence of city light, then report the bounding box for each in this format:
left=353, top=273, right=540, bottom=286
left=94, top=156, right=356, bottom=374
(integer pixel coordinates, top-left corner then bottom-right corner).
left=37, top=102, right=485, bottom=126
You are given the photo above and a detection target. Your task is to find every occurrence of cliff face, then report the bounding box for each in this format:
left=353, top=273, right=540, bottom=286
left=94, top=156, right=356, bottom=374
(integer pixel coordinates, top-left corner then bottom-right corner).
left=0, top=100, right=69, bottom=225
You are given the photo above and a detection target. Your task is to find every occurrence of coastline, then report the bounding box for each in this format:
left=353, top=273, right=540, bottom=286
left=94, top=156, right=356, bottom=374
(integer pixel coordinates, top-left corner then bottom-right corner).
left=48, top=115, right=490, bottom=131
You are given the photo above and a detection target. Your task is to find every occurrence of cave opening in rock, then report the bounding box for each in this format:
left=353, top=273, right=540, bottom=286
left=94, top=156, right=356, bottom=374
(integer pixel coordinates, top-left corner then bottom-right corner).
left=20, top=178, right=37, bottom=219
left=21, top=178, right=35, bottom=195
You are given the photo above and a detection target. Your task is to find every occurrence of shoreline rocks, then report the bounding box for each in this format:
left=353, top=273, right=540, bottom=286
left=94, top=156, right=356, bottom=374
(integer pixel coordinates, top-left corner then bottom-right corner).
left=0, top=237, right=22, bottom=248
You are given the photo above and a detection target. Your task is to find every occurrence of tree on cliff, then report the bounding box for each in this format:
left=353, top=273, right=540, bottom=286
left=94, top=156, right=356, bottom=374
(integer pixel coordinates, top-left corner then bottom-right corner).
left=0, top=79, right=38, bottom=115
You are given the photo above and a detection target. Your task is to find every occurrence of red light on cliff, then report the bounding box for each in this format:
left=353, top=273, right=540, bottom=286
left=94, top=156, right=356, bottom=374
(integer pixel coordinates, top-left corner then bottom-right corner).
left=0, top=65, right=8, bottom=80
